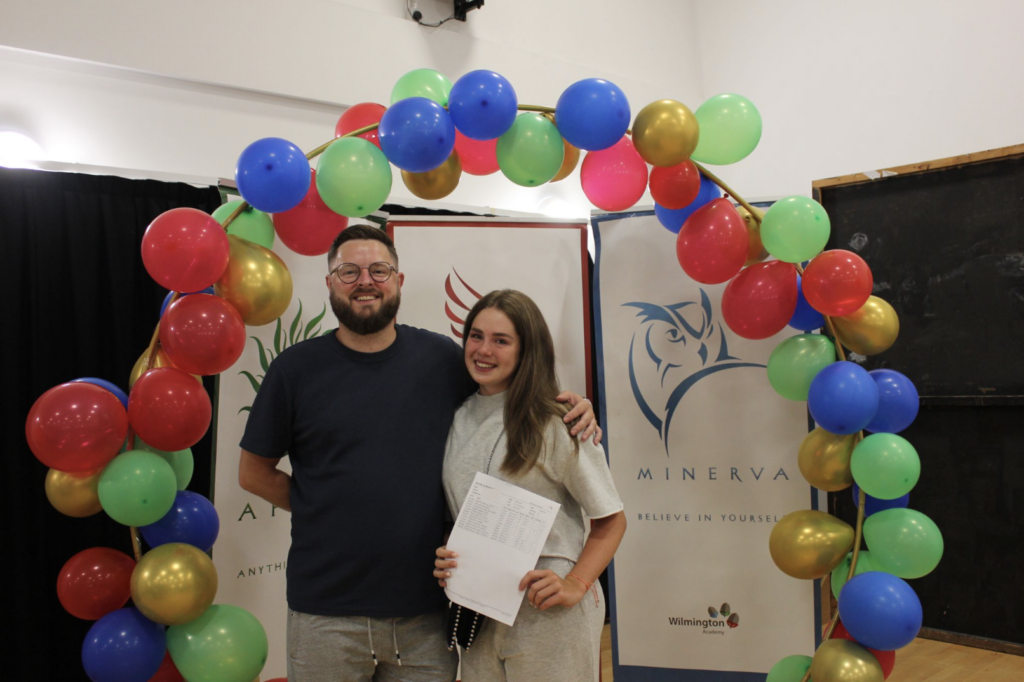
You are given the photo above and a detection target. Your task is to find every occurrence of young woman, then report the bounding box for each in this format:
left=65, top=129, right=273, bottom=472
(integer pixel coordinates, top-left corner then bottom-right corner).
left=435, top=289, right=626, bottom=682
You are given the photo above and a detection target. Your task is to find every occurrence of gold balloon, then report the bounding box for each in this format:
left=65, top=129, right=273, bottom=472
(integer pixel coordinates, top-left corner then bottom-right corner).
left=632, top=99, right=700, bottom=167
left=215, top=235, right=294, bottom=326
left=45, top=467, right=103, bottom=517
left=738, top=205, right=768, bottom=266
left=551, top=139, right=580, bottom=182
left=810, top=639, right=884, bottom=682
left=833, top=296, right=900, bottom=355
left=129, top=345, right=202, bottom=388
left=401, top=150, right=462, bottom=200
left=131, top=542, right=218, bottom=626
left=798, top=428, right=856, bottom=492
left=769, top=510, right=854, bottom=580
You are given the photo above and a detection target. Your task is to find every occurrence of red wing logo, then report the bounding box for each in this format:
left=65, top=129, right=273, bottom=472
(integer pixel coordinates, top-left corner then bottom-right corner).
left=445, top=268, right=483, bottom=339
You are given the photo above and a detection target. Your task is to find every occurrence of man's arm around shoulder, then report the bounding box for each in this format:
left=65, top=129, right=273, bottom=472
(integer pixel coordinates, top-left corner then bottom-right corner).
left=239, top=449, right=291, bottom=511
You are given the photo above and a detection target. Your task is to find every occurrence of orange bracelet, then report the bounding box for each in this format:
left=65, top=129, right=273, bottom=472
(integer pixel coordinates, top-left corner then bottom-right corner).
left=566, top=573, right=599, bottom=605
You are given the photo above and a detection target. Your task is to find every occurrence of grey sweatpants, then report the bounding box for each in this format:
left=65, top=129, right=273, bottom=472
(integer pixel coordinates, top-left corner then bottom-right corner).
left=286, top=607, right=458, bottom=682
left=460, top=558, right=605, bottom=682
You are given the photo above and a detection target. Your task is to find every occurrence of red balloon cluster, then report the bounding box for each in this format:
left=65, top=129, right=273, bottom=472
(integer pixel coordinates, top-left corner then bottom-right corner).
left=26, top=383, right=128, bottom=472
left=676, top=198, right=748, bottom=284
left=581, top=136, right=649, bottom=212
left=722, top=260, right=799, bottom=340
left=273, top=169, right=350, bottom=256
left=831, top=620, right=895, bottom=679
left=802, top=249, right=874, bottom=316
left=455, top=130, right=499, bottom=176
left=127, top=368, right=212, bottom=452
left=160, top=294, right=246, bottom=376
left=335, top=102, right=386, bottom=149
left=141, top=208, right=230, bottom=294
left=650, top=160, right=701, bottom=209
left=57, top=547, right=135, bottom=620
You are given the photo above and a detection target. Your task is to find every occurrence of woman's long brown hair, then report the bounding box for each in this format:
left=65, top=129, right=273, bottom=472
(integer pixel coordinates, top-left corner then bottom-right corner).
left=463, top=290, right=579, bottom=477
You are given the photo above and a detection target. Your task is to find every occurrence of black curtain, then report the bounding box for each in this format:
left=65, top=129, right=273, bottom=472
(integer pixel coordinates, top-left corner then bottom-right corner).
left=0, top=167, right=223, bottom=680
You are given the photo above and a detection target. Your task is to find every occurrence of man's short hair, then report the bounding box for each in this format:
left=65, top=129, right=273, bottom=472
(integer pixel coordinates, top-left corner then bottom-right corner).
left=327, top=224, right=399, bottom=268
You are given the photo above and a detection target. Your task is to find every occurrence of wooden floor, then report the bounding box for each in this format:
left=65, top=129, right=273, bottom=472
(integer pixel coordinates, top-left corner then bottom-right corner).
left=599, top=625, right=1024, bottom=681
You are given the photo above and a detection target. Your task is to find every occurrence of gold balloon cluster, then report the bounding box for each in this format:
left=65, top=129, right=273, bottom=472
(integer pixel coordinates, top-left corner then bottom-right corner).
left=131, top=543, right=218, bottom=626
left=769, top=510, right=854, bottom=580
left=215, top=235, right=294, bottom=327
left=45, top=467, right=103, bottom=517
left=810, top=640, right=884, bottom=682
left=832, top=296, right=900, bottom=355
left=632, top=99, right=700, bottom=167
left=402, top=151, right=463, bottom=200
left=798, top=428, right=856, bottom=492
left=129, top=346, right=202, bottom=387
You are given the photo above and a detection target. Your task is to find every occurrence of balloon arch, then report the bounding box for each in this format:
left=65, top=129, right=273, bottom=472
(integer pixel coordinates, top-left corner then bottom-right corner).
left=26, top=67, right=939, bottom=682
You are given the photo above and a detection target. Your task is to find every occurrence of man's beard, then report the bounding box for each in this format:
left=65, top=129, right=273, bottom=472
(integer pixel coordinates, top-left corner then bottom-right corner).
left=330, top=288, right=401, bottom=335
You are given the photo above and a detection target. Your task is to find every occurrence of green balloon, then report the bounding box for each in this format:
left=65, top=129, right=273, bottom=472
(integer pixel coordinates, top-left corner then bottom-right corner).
left=767, top=654, right=812, bottom=682
left=98, top=450, right=177, bottom=526
left=691, top=93, right=762, bottom=165
left=496, top=113, right=564, bottom=187
left=851, top=433, right=920, bottom=500
left=761, top=196, right=831, bottom=263
left=390, top=68, right=452, bottom=106
left=864, top=508, right=944, bottom=579
left=316, top=137, right=393, bottom=218
left=212, top=200, right=275, bottom=249
left=136, top=437, right=194, bottom=491
left=767, top=334, right=835, bottom=401
left=168, top=604, right=268, bottom=682
left=831, top=550, right=879, bottom=600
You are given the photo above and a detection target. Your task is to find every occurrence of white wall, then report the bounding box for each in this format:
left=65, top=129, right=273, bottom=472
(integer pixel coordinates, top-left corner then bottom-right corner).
left=691, top=0, right=1024, bottom=200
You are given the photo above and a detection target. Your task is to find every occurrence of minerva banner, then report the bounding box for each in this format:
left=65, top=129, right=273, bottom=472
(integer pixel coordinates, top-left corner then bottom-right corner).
left=592, top=211, right=819, bottom=680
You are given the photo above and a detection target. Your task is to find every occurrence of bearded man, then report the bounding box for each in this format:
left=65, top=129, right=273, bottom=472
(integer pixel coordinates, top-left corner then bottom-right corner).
left=239, top=224, right=598, bottom=682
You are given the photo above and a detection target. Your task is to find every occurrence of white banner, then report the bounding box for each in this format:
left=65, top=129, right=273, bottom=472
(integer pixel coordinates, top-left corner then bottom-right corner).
left=389, top=217, right=591, bottom=397
left=592, top=211, right=819, bottom=680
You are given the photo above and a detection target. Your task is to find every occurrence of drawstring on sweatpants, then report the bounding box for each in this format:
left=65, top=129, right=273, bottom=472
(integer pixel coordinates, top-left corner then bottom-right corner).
left=366, top=619, right=378, bottom=667
left=393, top=619, right=402, bottom=666
left=366, top=618, right=402, bottom=667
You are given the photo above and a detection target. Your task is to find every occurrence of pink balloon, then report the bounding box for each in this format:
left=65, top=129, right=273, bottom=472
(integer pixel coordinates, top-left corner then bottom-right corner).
left=802, top=249, right=874, bottom=316
left=454, top=130, right=499, bottom=176
left=722, top=261, right=799, bottom=340
left=128, top=367, right=212, bottom=452
left=273, top=170, right=349, bottom=256
left=25, top=383, right=128, bottom=472
left=141, top=208, right=230, bottom=293
left=676, top=198, right=749, bottom=284
left=581, top=136, right=648, bottom=212
left=160, top=294, right=246, bottom=376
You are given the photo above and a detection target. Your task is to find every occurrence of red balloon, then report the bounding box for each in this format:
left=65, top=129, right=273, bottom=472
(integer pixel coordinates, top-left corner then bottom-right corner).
left=721, top=260, right=798, bottom=340
left=832, top=620, right=896, bottom=679
left=335, top=102, right=386, bottom=149
left=802, top=249, right=874, bottom=317
left=160, top=294, right=246, bottom=376
left=580, top=136, right=648, bottom=212
left=128, top=367, right=212, bottom=452
left=56, top=547, right=135, bottom=620
left=650, top=160, right=701, bottom=209
left=454, top=130, right=499, bottom=176
left=676, top=198, right=749, bottom=284
left=273, top=169, right=349, bottom=256
left=141, top=208, right=230, bottom=293
left=148, top=652, right=185, bottom=682
left=25, top=383, right=128, bottom=472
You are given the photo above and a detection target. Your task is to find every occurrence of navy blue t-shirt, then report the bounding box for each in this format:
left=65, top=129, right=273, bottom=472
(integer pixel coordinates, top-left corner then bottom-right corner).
left=240, top=325, right=477, bottom=617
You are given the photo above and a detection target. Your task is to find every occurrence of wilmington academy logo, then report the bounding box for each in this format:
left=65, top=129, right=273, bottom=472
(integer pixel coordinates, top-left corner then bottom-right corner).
left=623, top=291, right=764, bottom=454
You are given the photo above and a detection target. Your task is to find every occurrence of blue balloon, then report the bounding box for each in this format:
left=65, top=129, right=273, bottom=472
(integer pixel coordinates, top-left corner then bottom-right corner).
left=160, top=287, right=215, bottom=318
left=654, top=175, right=722, bottom=233
left=807, top=361, right=879, bottom=435
left=378, top=97, right=456, bottom=173
left=82, top=607, right=166, bottom=682
left=555, top=78, right=630, bottom=151
left=448, top=70, right=518, bottom=141
left=866, top=369, right=919, bottom=433
left=71, top=378, right=129, bottom=410
left=788, top=275, right=825, bottom=331
left=851, top=483, right=910, bottom=517
left=838, top=572, right=922, bottom=650
left=235, top=137, right=311, bottom=213
left=139, top=490, right=220, bottom=552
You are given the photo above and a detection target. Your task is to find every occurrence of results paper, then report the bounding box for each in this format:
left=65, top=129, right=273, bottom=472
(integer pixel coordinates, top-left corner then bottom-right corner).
left=445, top=472, right=560, bottom=626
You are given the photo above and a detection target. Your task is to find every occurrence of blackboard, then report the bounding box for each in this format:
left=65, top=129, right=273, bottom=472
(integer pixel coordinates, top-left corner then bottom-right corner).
left=815, top=146, right=1024, bottom=651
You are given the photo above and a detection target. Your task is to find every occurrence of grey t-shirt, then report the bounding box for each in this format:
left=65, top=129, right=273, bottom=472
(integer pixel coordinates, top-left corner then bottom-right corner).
left=442, top=391, right=623, bottom=562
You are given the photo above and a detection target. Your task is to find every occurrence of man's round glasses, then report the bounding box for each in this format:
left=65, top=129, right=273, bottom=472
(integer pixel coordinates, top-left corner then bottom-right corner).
left=330, top=262, right=397, bottom=284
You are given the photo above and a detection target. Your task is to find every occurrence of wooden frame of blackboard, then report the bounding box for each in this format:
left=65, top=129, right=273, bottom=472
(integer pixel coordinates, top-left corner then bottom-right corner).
left=812, top=144, right=1024, bottom=655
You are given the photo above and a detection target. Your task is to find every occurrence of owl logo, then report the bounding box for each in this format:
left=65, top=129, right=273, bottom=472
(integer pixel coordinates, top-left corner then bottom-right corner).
left=709, top=603, right=740, bottom=628
left=623, top=290, right=764, bottom=454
